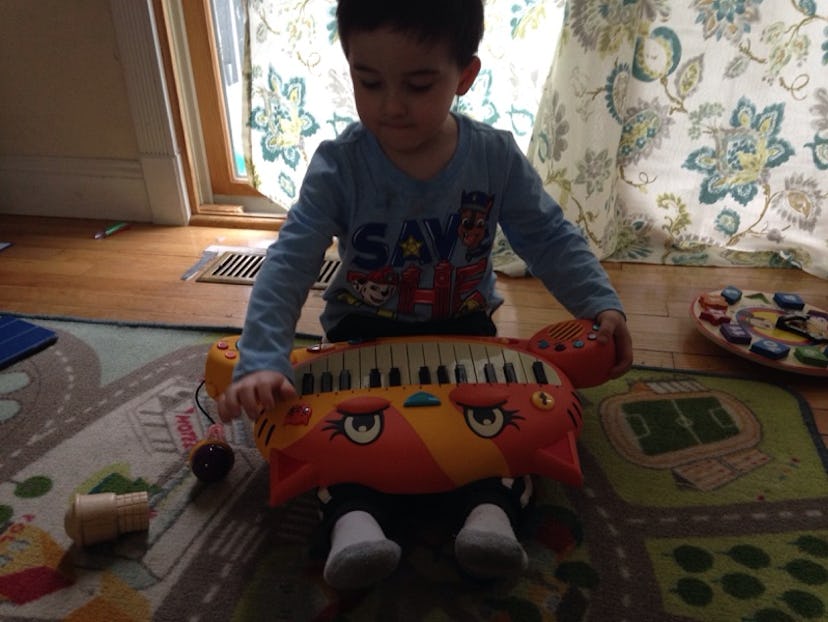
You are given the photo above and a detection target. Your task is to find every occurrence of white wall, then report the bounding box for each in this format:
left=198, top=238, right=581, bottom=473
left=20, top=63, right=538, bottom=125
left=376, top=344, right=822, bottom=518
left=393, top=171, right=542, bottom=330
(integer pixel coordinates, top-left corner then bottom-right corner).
left=0, top=0, right=188, bottom=224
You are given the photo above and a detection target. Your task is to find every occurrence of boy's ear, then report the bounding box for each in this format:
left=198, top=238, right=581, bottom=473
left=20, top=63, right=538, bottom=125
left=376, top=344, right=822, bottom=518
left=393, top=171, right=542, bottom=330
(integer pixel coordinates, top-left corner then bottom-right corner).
left=456, top=56, right=481, bottom=96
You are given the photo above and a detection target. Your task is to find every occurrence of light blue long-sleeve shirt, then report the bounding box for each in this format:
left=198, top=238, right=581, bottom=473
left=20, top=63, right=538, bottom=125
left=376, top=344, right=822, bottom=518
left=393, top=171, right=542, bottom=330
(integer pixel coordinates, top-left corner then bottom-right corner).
left=234, top=114, right=623, bottom=382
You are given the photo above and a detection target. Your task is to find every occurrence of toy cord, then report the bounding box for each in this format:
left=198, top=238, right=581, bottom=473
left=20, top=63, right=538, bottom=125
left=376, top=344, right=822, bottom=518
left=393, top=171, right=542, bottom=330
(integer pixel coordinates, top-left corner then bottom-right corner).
left=193, top=380, right=217, bottom=425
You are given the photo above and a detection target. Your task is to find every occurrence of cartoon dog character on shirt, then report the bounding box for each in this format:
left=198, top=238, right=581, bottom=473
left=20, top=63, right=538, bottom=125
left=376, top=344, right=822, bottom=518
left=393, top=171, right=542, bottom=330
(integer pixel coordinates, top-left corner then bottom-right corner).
left=458, top=191, right=494, bottom=260
left=347, top=266, right=398, bottom=307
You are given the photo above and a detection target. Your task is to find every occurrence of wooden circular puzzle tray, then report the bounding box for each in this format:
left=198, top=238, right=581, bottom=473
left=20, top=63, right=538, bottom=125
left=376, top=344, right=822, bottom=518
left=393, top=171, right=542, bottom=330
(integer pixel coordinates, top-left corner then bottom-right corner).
left=691, top=287, right=828, bottom=377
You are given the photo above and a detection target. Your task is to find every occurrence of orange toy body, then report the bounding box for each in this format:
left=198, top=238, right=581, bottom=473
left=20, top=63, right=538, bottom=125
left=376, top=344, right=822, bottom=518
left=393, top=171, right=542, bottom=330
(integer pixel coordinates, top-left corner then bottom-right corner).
left=205, top=319, right=615, bottom=506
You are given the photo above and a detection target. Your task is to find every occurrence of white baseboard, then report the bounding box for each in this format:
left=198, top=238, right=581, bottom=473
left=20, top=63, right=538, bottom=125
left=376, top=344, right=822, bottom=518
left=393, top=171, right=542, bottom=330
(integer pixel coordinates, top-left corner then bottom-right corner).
left=0, top=155, right=159, bottom=223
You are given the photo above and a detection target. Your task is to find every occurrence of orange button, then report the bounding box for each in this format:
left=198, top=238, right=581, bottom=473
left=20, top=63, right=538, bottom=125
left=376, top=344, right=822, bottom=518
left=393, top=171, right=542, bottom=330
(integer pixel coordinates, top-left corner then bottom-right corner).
left=224, top=351, right=237, bottom=360
left=531, top=391, right=555, bottom=410
left=217, top=341, right=228, bottom=350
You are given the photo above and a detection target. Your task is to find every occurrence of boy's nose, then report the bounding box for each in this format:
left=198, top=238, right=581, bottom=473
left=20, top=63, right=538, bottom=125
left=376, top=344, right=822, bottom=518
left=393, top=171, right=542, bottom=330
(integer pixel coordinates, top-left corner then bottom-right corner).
left=381, top=90, right=406, bottom=117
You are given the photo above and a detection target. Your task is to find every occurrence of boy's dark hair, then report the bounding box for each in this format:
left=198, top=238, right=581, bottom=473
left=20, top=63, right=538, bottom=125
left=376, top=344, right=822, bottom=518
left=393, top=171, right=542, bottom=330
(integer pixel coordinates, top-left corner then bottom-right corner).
left=336, top=0, right=484, bottom=67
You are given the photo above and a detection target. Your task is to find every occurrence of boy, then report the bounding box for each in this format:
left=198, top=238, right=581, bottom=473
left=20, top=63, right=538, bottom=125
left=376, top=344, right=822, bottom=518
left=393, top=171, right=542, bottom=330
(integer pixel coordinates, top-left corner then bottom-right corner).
left=218, top=0, right=633, bottom=590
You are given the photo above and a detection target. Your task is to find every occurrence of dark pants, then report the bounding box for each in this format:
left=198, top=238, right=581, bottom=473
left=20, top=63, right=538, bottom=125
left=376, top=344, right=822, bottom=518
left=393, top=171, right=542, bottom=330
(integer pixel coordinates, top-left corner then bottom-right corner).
left=317, top=311, right=532, bottom=551
left=326, top=309, right=497, bottom=342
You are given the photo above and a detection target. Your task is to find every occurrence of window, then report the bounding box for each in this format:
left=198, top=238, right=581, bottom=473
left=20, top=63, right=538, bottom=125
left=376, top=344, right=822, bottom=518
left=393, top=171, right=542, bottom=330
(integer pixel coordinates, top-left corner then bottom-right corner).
left=162, top=0, right=564, bottom=225
left=163, top=0, right=281, bottom=225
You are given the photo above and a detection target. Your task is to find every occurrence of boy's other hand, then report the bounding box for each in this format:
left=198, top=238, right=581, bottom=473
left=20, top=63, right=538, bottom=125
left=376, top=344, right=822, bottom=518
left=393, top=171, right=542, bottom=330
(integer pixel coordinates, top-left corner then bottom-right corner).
left=216, top=370, right=297, bottom=422
left=595, top=309, right=633, bottom=379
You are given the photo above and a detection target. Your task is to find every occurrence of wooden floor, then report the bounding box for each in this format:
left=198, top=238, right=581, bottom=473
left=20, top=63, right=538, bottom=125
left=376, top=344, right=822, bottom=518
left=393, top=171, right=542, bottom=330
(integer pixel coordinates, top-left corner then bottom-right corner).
left=1, top=214, right=825, bottom=437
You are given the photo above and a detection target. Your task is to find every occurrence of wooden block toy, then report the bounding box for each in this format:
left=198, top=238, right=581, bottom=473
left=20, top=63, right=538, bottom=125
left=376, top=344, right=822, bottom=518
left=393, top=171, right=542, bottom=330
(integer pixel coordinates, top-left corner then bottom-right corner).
left=64, top=491, right=149, bottom=546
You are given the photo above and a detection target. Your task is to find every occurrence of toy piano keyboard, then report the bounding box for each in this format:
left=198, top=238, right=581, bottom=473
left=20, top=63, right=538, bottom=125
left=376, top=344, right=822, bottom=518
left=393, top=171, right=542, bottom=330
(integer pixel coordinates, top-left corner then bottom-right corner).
left=205, top=319, right=615, bottom=506
left=691, top=287, right=828, bottom=377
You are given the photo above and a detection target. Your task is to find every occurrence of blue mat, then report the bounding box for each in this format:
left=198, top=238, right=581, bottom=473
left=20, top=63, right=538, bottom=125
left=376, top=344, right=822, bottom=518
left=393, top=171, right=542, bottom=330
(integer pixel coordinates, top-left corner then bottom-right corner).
left=0, top=315, right=58, bottom=370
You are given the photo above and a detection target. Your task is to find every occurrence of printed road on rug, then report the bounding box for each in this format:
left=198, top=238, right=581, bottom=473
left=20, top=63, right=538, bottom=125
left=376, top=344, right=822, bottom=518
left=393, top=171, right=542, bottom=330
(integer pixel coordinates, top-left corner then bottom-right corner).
left=0, top=319, right=826, bottom=622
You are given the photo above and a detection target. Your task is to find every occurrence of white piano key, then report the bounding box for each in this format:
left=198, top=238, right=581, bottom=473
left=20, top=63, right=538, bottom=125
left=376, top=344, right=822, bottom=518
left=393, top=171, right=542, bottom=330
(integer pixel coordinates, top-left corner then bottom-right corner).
left=516, top=350, right=562, bottom=386
left=389, top=342, right=411, bottom=385
left=405, top=341, right=426, bottom=385
left=340, top=347, right=361, bottom=389
left=469, top=343, right=492, bottom=383
left=538, top=359, right=562, bottom=386
left=485, top=345, right=509, bottom=382
left=374, top=343, right=393, bottom=387
left=421, top=342, right=441, bottom=379
left=360, top=345, right=378, bottom=388
left=437, top=342, right=458, bottom=384
left=451, top=342, right=475, bottom=383
left=500, top=347, right=530, bottom=383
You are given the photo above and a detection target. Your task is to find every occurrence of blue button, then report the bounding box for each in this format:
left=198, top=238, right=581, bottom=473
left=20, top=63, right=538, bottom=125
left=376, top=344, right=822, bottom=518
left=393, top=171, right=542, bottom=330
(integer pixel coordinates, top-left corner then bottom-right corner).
left=773, top=292, right=805, bottom=310
left=721, top=286, right=742, bottom=304
left=404, top=391, right=442, bottom=407
left=750, top=339, right=790, bottom=360
left=573, top=340, right=585, bottom=349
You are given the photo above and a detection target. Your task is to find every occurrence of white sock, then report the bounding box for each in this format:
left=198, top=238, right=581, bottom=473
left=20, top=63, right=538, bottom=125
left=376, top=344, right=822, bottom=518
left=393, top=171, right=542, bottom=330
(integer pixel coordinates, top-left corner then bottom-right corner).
left=323, top=510, right=401, bottom=590
left=454, top=503, right=528, bottom=579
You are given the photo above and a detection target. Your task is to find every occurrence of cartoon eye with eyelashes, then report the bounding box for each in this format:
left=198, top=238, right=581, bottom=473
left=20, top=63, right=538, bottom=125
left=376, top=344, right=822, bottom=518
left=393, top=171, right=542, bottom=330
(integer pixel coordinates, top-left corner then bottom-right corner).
left=458, top=401, right=522, bottom=438
left=450, top=385, right=523, bottom=439
left=324, top=396, right=388, bottom=445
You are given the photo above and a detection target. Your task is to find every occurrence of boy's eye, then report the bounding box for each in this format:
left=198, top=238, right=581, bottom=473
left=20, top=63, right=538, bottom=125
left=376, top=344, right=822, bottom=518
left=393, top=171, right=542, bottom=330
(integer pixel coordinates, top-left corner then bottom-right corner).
left=408, top=83, right=433, bottom=93
left=359, top=80, right=381, bottom=90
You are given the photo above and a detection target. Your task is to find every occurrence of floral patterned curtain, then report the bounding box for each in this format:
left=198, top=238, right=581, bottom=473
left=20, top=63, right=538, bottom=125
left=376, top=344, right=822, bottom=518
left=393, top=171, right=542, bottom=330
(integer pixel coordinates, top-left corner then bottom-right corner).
left=243, top=0, right=828, bottom=279
left=243, top=0, right=565, bottom=217
left=528, top=0, right=828, bottom=279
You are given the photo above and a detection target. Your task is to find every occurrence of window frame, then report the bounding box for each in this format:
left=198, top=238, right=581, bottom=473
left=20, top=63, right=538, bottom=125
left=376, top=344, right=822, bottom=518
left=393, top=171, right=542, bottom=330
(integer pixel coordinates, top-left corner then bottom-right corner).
left=157, top=0, right=285, bottom=228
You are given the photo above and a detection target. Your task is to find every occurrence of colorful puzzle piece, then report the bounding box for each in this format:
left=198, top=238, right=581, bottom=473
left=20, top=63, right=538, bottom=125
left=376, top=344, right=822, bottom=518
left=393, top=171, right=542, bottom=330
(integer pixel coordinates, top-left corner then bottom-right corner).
left=773, top=292, right=805, bottom=310
left=700, top=293, right=728, bottom=310
left=794, top=347, right=828, bottom=368
left=700, top=309, right=730, bottom=325
left=721, top=286, right=742, bottom=305
left=750, top=339, right=790, bottom=360
left=720, top=323, right=751, bottom=345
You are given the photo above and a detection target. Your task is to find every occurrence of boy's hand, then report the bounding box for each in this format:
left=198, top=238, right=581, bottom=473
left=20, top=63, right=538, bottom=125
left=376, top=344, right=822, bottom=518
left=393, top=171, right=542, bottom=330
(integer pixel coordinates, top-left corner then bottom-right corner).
left=595, top=309, right=633, bottom=379
left=216, top=370, right=297, bottom=423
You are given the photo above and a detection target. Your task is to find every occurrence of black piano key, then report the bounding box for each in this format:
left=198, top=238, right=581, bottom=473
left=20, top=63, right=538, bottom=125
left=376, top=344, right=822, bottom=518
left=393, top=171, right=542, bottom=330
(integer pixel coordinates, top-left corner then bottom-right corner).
left=437, top=365, right=450, bottom=384
left=503, top=362, right=517, bottom=383
left=369, top=368, right=382, bottom=388
left=339, top=369, right=352, bottom=390
left=531, top=361, right=548, bottom=384
left=389, top=367, right=402, bottom=386
left=320, top=371, right=333, bottom=393
left=484, top=363, right=497, bottom=383
left=418, top=365, right=431, bottom=384
left=454, top=364, right=468, bottom=383
left=301, top=372, right=314, bottom=394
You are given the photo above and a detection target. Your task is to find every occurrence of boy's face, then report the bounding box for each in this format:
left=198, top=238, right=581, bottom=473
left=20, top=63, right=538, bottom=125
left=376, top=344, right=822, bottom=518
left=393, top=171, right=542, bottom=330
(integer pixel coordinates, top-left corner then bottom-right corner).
left=345, top=27, right=480, bottom=163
